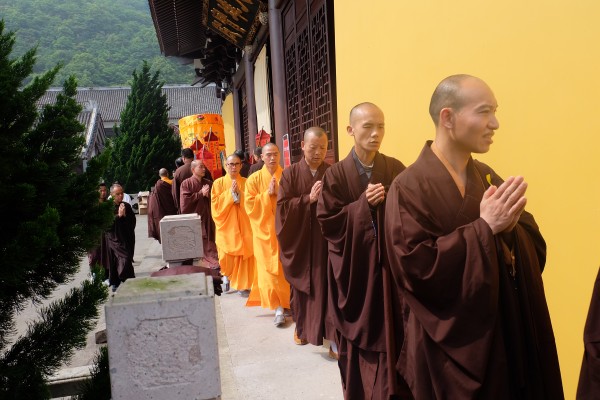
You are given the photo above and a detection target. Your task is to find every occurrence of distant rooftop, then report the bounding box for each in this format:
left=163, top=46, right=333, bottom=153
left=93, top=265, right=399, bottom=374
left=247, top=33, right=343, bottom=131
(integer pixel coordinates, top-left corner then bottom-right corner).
left=38, top=85, right=222, bottom=123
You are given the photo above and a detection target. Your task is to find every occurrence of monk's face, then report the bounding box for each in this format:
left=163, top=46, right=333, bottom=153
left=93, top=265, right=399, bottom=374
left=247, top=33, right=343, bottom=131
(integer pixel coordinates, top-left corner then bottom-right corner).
left=111, top=186, right=124, bottom=205
left=301, top=131, right=328, bottom=170
left=347, top=104, right=385, bottom=154
left=450, top=78, right=499, bottom=154
left=261, top=145, right=280, bottom=170
left=225, top=156, right=241, bottom=178
left=98, top=185, right=108, bottom=201
left=192, top=161, right=206, bottom=178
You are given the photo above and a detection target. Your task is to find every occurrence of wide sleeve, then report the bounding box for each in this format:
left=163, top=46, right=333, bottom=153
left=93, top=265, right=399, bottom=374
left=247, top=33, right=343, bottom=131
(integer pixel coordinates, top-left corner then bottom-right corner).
left=384, top=177, right=500, bottom=394
left=180, top=180, right=207, bottom=214
left=276, top=168, right=311, bottom=292
left=316, top=168, right=375, bottom=255
left=244, top=174, right=275, bottom=241
left=210, top=179, right=235, bottom=231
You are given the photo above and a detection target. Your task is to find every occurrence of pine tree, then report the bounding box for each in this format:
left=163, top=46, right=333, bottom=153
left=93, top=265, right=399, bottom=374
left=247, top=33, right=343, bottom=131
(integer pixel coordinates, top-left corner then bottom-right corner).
left=105, top=61, right=181, bottom=192
left=0, top=21, right=113, bottom=398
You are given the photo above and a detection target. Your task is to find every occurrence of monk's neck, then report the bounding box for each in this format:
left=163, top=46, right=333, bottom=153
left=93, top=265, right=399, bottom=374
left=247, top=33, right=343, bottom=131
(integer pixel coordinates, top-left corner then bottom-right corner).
left=266, top=166, right=278, bottom=175
left=192, top=174, right=204, bottom=182
left=354, top=147, right=376, bottom=167
left=432, top=139, right=470, bottom=181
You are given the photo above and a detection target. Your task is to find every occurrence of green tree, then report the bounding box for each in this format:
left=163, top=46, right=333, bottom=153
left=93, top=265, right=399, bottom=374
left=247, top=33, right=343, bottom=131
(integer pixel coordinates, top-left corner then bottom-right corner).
left=105, top=61, right=181, bottom=192
left=0, top=21, right=113, bottom=398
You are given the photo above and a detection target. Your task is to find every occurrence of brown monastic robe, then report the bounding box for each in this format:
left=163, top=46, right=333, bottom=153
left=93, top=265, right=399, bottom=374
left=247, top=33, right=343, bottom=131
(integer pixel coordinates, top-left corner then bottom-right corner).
left=276, top=158, right=330, bottom=346
left=172, top=163, right=192, bottom=213
left=106, top=201, right=136, bottom=286
left=180, top=176, right=218, bottom=262
left=147, top=178, right=177, bottom=243
left=385, top=141, right=563, bottom=399
left=577, top=267, right=600, bottom=399
left=316, top=149, right=410, bottom=400
left=248, top=159, right=264, bottom=176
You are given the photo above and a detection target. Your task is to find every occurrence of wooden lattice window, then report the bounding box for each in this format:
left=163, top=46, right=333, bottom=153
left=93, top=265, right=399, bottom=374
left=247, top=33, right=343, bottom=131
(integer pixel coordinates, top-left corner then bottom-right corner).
left=283, top=0, right=337, bottom=164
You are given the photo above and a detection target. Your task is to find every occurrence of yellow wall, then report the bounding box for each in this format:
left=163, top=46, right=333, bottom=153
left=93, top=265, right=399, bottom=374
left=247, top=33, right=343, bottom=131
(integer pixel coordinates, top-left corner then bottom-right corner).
left=335, top=1, right=600, bottom=396
left=222, top=94, right=236, bottom=156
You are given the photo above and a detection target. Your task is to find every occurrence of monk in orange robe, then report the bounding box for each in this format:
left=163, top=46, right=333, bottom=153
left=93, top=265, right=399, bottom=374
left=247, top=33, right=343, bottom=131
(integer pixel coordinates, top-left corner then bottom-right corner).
left=244, top=143, right=290, bottom=326
left=210, top=153, right=255, bottom=293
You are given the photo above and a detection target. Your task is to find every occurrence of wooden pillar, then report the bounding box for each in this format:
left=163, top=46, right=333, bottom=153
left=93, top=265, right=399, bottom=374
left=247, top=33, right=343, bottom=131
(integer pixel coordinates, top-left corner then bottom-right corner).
left=243, top=51, right=258, bottom=154
left=268, top=0, right=288, bottom=166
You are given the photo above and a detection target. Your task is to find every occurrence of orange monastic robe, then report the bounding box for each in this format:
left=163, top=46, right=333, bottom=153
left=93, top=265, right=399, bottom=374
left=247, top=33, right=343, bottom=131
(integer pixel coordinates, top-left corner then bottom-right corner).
left=210, top=174, right=255, bottom=291
left=244, top=165, right=290, bottom=310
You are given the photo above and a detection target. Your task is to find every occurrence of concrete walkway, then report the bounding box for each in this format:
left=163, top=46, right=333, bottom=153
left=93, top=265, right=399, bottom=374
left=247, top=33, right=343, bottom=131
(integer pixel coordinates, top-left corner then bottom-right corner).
left=14, top=214, right=342, bottom=399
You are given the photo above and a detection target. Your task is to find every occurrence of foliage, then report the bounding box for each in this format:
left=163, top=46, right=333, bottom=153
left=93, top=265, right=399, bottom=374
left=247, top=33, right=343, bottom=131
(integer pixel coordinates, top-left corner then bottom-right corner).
left=0, top=21, right=113, bottom=397
left=0, top=0, right=193, bottom=86
left=72, top=346, right=111, bottom=400
left=104, top=61, right=181, bottom=192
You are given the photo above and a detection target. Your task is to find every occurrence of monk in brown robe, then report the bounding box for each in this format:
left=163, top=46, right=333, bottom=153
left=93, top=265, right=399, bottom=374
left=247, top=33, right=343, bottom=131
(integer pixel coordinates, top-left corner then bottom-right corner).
left=172, top=147, right=194, bottom=213
left=276, top=127, right=331, bottom=346
left=106, top=183, right=136, bottom=292
left=248, top=146, right=264, bottom=176
left=385, top=74, right=563, bottom=399
left=88, top=182, right=110, bottom=276
left=316, top=103, right=410, bottom=399
left=244, top=143, right=291, bottom=326
left=180, top=159, right=218, bottom=262
left=147, top=168, right=177, bottom=243
left=577, top=267, right=600, bottom=399
left=211, top=154, right=255, bottom=292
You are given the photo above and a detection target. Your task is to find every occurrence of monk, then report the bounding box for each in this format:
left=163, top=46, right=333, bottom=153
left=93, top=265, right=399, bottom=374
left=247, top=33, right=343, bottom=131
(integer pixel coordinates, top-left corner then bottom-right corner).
left=248, top=146, right=264, bottom=176
left=384, top=74, right=563, bottom=399
left=180, top=159, right=218, bottom=262
left=88, top=182, right=110, bottom=274
left=316, top=103, right=410, bottom=399
left=244, top=142, right=290, bottom=326
left=577, top=267, right=600, bottom=399
left=172, top=147, right=194, bottom=213
left=276, top=127, right=331, bottom=347
left=210, top=153, right=255, bottom=293
left=147, top=168, right=177, bottom=243
left=106, top=183, right=136, bottom=292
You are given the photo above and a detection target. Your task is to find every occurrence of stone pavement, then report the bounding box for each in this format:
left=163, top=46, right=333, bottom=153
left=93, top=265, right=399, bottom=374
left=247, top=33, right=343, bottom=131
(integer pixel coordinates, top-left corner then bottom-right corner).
left=14, top=214, right=342, bottom=399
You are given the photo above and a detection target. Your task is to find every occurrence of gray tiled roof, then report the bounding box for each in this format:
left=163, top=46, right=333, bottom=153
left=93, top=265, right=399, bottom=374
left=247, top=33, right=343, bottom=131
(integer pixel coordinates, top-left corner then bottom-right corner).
left=38, top=85, right=222, bottom=123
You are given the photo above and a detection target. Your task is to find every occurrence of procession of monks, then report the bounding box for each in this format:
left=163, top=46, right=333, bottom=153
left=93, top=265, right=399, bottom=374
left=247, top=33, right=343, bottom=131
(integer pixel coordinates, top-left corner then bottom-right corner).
left=143, top=74, right=600, bottom=399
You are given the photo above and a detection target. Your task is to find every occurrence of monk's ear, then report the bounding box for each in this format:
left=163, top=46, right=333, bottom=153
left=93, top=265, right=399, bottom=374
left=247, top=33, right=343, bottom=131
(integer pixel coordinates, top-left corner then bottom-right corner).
left=346, top=125, right=354, bottom=137
left=440, top=108, right=454, bottom=129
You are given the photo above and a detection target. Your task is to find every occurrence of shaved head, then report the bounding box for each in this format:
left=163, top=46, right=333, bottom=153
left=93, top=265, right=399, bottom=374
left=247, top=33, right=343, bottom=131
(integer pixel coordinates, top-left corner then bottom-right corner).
left=159, top=168, right=168, bottom=177
left=349, top=102, right=382, bottom=125
left=304, top=126, right=327, bottom=141
left=227, top=154, right=241, bottom=163
left=262, top=142, right=278, bottom=153
left=429, top=74, right=486, bottom=126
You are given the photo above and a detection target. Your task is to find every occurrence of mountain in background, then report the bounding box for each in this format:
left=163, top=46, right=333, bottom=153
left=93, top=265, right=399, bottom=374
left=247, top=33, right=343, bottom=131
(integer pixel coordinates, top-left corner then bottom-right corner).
left=0, top=0, right=194, bottom=86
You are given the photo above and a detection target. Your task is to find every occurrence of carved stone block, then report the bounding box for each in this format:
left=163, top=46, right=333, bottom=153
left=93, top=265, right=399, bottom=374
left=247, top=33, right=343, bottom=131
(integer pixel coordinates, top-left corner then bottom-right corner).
left=160, top=213, right=204, bottom=262
left=105, top=273, right=219, bottom=400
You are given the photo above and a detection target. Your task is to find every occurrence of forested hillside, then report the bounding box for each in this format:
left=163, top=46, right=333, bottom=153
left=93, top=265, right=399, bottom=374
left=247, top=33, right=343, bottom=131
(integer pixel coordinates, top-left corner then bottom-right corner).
left=0, top=0, right=193, bottom=86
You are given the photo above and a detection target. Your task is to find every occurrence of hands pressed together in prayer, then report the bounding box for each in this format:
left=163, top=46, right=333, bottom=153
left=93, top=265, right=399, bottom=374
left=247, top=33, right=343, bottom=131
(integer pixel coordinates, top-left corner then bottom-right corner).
left=480, top=176, right=527, bottom=235
left=365, top=183, right=386, bottom=208
left=117, top=202, right=126, bottom=218
left=201, top=184, right=210, bottom=197
left=268, top=176, right=278, bottom=196
left=310, top=180, right=323, bottom=204
left=231, top=179, right=239, bottom=196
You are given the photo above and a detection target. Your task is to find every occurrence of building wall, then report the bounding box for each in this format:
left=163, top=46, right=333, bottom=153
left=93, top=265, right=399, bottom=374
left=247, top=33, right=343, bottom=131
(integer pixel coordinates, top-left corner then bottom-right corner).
left=222, top=94, right=236, bottom=156
left=335, top=1, right=600, bottom=396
